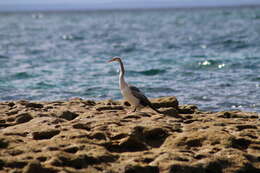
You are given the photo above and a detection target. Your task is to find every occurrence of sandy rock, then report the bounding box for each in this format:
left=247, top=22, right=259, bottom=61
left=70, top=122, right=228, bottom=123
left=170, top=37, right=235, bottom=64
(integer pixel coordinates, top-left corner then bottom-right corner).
left=150, top=96, right=178, bottom=109
left=178, top=105, right=198, bottom=114
left=0, top=96, right=259, bottom=173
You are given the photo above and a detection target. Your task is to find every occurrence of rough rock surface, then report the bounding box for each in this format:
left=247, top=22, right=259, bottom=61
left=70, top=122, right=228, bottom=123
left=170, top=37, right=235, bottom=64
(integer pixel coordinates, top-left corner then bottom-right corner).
left=0, top=96, right=259, bottom=173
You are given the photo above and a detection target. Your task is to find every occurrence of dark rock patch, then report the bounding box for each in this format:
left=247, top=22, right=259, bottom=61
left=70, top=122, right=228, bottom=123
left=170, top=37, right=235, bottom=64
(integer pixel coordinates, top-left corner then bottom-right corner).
left=143, top=127, right=169, bottom=148
left=169, top=164, right=203, bottom=173
left=236, top=163, right=260, bottom=173
left=89, top=132, right=107, bottom=140
left=218, top=111, right=246, bottom=118
left=96, top=106, right=124, bottom=111
left=6, top=110, right=19, bottom=116
left=52, top=153, right=118, bottom=169
left=109, top=133, right=128, bottom=140
left=63, top=146, right=79, bottom=153
left=123, top=101, right=131, bottom=106
left=36, top=156, right=47, bottom=162
left=228, top=137, right=251, bottom=150
left=32, top=130, right=60, bottom=140
left=104, top=136, right=148, bottom=153
left=25, top=102, right=44, bottom=109
left=236, top=125, right=257, bottom=131
left=72, top=123, right=91, bottom=131
left=125, top=165, right=159, bottom=173
left=176, top=136, right=205, bottom=148
left=15, top=113, right=33, bottom=124
left=0, top=138, right=9, bottom=148
left=7, top=149, right=24, bottom=156
left=24, top=161, right=57, bottom=173
left=0, top=123, right=11, bottom=128
left=123, top=114, right=142, bottom=119
left=57, top=111, right=79, bottom=121
left=0, top=159, right=5, bottom=170
left=170, top=159, right=230, bottom=173
left=82, top=100, right=96, bottom=106
left=178, top=105, right=198, bottom=114
left=4, top=132, right=28, bottom=137
left=7, top=102, right=15, bottom=107
left=5, top=160, right=27, bottom=168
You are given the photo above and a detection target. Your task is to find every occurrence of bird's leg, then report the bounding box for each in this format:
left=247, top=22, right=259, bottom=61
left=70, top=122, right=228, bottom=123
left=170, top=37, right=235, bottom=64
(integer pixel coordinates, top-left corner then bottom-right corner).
left=127, top=107, right=137, bottom=114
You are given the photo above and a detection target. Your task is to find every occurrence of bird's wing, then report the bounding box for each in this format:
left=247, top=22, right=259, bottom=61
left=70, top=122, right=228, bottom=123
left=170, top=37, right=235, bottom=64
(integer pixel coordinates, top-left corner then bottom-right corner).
left=129, top=85, right=151, bottom=106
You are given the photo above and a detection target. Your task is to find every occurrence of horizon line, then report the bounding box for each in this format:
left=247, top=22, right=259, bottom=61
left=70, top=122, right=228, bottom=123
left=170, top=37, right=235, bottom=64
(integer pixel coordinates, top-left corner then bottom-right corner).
left=0, top=3, right=259, bottom=13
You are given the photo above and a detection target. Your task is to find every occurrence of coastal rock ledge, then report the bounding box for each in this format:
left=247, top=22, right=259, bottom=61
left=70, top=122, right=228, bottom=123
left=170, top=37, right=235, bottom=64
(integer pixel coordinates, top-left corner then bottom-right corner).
left=0, top=96, right=259, bottom=173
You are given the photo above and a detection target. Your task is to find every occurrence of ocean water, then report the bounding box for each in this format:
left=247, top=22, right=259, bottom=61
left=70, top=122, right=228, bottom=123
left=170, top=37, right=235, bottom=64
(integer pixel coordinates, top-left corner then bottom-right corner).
left=0, top=7, right=260, bottom=112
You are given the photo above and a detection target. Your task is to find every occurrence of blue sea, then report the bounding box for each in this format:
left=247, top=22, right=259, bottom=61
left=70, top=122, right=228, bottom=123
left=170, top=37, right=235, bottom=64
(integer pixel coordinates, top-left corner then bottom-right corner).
left=0, top=7, right=259, bottom=112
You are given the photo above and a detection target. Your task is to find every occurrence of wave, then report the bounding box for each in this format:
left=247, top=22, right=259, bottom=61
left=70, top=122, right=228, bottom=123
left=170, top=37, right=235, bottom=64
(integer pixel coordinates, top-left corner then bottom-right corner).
left=133, top=69, right=167, bottom=76
left=12, top=72, right=35, bottom=79
left=197, top=60, right=226, bottom=69
left=0, top=55, right=9, bottom=59
left=61, top=34, right=84, bottom=41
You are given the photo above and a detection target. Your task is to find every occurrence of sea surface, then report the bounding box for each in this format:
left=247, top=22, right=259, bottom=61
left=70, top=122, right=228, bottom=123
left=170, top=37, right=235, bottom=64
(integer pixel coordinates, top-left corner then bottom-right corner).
left=0, top=7, right=260, bottom=112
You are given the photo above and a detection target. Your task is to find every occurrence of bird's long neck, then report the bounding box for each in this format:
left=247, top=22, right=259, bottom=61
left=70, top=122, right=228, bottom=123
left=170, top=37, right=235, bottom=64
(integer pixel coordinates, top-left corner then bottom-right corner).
left=118, top=60, right=127, bottom=88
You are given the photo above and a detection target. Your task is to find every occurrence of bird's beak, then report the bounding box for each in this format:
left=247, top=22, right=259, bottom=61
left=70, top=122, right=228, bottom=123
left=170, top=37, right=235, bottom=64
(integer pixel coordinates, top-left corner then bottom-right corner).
left=107, top=59, right=114, bottom=63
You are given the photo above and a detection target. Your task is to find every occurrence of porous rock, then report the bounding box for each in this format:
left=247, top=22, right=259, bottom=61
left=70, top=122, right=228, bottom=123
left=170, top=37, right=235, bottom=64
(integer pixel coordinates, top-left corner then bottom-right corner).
left=0, top=96, right=259, bottom=173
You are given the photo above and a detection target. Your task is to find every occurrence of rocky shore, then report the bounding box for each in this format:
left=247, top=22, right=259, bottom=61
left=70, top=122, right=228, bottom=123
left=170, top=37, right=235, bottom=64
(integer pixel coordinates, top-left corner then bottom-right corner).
left=0, top=96, right=259, bottom=173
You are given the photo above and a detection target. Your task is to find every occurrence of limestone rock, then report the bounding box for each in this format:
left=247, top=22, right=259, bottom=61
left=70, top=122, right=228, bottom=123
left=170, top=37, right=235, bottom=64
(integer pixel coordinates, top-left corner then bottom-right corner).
left=150, top=96, right=179, bottom=109
left=0, top=97, right=259, bottom=173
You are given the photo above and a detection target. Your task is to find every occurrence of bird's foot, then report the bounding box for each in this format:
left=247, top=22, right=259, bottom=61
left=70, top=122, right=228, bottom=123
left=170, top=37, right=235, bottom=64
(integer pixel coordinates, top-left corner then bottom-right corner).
left=126, top=108, right=137, bottom=114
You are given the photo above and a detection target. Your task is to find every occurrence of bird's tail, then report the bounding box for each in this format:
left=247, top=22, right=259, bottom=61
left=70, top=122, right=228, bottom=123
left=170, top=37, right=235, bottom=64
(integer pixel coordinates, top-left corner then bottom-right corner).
left=149, top=104, right=162, bottom=114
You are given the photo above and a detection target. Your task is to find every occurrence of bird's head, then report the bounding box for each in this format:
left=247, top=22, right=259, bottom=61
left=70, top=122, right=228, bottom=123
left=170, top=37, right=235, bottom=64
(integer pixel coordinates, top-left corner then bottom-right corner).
left=108, top=57, right=121, bottom=63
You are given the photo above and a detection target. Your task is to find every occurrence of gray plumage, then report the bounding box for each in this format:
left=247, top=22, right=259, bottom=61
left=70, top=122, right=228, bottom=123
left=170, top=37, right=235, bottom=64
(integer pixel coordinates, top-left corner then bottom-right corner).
left=129, top=86, right=161, bottom=113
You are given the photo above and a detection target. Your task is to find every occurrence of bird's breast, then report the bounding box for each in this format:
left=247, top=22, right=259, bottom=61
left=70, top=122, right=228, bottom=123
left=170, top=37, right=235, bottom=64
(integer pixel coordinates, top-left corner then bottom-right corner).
left=121, top=87, right=139, bottom=106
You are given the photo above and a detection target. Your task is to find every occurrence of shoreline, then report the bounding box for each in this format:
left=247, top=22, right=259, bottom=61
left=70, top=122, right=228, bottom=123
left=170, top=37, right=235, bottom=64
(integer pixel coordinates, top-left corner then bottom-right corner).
left=0, top=96, right=259, bottom=172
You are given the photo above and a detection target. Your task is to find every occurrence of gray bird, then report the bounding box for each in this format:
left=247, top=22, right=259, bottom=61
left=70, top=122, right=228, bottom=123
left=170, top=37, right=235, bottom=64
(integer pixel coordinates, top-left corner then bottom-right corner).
left=108, top=57, right=161, bottom=114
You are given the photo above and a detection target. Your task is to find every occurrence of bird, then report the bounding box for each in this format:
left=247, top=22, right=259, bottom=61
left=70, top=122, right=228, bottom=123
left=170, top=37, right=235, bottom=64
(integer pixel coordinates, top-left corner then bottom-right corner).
left=108, top=57, right=161, bottom=114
